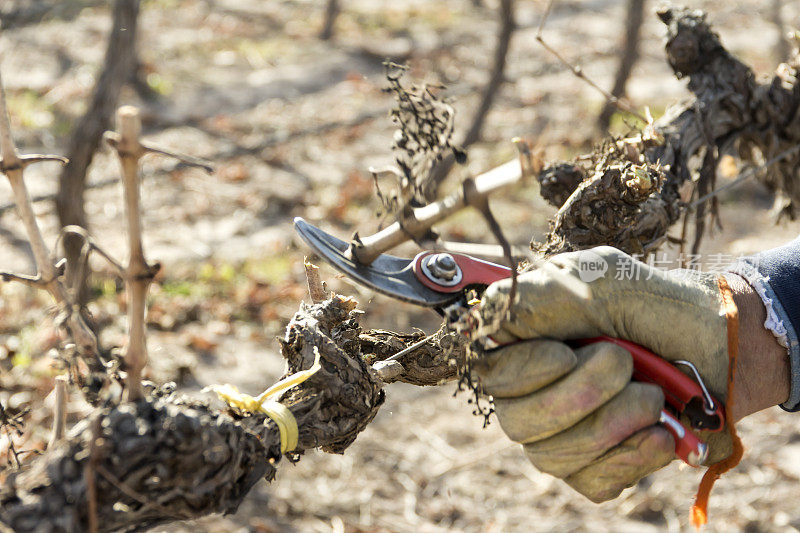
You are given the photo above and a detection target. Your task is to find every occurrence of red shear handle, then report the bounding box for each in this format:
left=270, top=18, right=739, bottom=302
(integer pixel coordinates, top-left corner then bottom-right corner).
left=582, top=336, right=725, bottom=432
left=570, top=337, right=722, bottom=467
left=414, top=251, right=512, bottom=294
left=659, top=410, right=708, bottom=467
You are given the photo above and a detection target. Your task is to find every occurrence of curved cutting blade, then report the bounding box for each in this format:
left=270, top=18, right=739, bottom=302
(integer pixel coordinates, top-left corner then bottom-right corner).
left=294, top=217, right=455, bottom=307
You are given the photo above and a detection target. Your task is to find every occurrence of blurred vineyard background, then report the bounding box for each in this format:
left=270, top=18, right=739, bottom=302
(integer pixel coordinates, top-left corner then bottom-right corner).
left=1, top=1, right=800, bottom=531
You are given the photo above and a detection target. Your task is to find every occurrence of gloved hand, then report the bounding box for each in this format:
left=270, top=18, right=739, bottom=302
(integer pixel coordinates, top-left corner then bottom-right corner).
left=473, top=246, right=733, bottom=503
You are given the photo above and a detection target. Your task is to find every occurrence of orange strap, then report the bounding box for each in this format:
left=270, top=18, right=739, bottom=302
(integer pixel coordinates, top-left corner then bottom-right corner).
left=691, top=276, right=744, bottom=528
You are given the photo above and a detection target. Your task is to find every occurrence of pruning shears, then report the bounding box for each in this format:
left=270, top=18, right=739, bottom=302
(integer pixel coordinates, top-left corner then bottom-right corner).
left=294, top=217, right=724, bottom=467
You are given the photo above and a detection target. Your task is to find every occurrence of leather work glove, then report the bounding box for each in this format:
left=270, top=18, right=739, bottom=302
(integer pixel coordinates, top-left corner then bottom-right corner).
left=473, top=246, right=733, bottom=503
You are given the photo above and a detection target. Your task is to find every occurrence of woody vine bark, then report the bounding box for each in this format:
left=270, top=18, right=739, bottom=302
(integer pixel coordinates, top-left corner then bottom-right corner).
left=537, top=7, right=800, bottom=256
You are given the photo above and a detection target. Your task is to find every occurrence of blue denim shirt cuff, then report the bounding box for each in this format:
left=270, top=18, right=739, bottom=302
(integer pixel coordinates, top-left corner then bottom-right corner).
left=728, top=259, right=800, bottom=411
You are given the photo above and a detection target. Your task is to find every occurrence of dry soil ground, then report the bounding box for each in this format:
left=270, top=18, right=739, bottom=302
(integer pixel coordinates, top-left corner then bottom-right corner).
left=2, top=0, right=800, bottom=531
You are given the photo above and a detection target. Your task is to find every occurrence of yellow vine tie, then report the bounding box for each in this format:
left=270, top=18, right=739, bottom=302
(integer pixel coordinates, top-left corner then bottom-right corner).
left=207, top=348, right=322, bottom=453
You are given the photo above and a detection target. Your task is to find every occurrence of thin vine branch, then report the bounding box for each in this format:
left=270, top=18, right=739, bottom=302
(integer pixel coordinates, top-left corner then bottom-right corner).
left=48, top=376, right=68, bottom=448
left=111, top=106, right=159, bottom=402
left=536, top=0, right=646, bottom=123
left=0, top=69, right=100, bottom=358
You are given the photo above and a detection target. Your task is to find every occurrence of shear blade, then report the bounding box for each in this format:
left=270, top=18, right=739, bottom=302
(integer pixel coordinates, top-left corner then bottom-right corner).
left=294, top=218, right=455, bottom=307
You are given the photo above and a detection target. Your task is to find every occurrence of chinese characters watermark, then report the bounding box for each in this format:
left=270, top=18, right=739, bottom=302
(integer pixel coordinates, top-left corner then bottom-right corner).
left=577, top=250, right=757, bottom=283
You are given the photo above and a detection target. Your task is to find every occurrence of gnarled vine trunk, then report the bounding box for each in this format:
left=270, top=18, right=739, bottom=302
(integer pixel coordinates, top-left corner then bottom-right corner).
left=539, top=7, right=800, bottom=255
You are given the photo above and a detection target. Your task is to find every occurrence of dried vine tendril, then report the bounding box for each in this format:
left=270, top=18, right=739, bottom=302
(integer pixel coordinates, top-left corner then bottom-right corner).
left=454, top=345, right=495, bottom=429
left=376, top=62, right=465, bottom=214
left=371, top=63, right=516, bottom=425
left=0, top=401, right=30, bottom=469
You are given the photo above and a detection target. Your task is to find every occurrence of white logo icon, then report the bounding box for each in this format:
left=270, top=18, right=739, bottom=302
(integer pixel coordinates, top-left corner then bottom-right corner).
left=577, top=250, right=608, bottom=282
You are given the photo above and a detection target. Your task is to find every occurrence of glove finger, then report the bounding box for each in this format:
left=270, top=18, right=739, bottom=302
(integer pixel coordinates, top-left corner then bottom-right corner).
left=522, top=382, right=664, bottom=478
left=564, top=426, right=674, bottom=503
left=473, top=340, right=577, bottom=399
left=480, top=268, right=600, bottom=342
left=492, top=342, right=632, bottom=443
left=478, top=262, right=608, bottom=343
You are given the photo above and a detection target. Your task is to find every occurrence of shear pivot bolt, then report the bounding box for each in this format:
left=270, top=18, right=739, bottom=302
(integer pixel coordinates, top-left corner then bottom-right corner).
left=428, top=253, right=458, bottom=281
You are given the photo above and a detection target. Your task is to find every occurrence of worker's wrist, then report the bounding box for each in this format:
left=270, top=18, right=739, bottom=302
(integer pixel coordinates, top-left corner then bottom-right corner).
left=724, top=273, right=790, bottom=421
